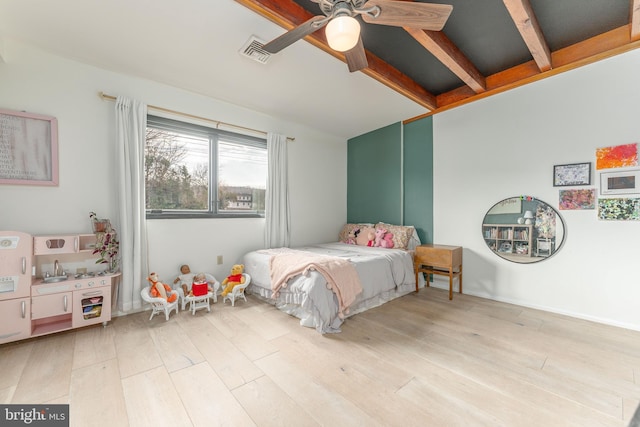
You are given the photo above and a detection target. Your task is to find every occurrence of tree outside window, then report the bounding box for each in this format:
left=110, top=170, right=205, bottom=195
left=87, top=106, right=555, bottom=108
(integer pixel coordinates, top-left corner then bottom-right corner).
left=145, top=115, right=266, bottom=218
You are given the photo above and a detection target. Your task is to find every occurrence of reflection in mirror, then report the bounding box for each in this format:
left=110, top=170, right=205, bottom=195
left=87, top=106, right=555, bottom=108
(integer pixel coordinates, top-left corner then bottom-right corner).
left=482, top=196, right=566, bottom=263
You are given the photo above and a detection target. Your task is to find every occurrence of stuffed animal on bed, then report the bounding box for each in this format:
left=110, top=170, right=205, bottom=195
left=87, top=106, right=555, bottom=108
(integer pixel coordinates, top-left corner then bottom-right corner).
left=374, top=228, right=395, bottom=248
left=346, top=227, right=360, bottom=245
left=148, top=272, right=177, bottom=303
left=366, top=230, right=376, bottom=247
left=355, top=226, right=375, bottom=246
left=221, top=264, right=246, bottom=297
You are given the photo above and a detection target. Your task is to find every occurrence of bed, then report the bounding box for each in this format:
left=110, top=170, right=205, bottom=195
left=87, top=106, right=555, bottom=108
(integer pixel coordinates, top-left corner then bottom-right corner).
left=243, top=223, right=424, bottom=334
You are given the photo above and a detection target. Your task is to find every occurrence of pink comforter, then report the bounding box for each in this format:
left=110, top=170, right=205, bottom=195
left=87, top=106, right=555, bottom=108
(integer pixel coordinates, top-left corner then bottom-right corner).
left=268, top=249, right=363, bottom=319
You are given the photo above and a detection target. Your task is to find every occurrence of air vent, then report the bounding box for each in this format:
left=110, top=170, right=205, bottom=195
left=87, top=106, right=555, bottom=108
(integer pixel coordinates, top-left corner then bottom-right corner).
left=239, top=36, right=271, bottom=64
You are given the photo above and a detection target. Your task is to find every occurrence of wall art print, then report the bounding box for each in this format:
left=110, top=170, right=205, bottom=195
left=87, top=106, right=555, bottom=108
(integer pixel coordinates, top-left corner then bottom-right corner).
left=597, top=197, right=640, bottom=221
left=595, top=143, right=638, bottom=170
left=599, top=169, right=640, bottom=195
left=553, top=162, right=591, bottom=186
left=0, top=108, right=59, bottom=186
left=559, top=189, right=596, bottom=210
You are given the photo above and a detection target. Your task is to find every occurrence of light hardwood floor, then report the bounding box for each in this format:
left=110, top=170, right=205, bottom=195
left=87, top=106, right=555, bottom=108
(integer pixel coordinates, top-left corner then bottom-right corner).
left=2, top=287, right=640, bottom=427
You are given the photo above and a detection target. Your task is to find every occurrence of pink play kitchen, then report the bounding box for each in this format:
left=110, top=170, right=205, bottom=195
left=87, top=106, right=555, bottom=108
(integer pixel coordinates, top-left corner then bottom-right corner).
left=0, top=231, right=120, bottom=344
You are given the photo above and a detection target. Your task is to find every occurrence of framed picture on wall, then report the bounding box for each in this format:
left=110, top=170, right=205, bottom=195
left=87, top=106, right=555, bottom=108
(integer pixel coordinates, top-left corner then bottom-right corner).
left=600, top=169, right=640, bottom=195
left=0, top=109, right=59, bottom=186
left=553, top=162, right=591, bottom=186
left=598, top=197, right=640, bottom=220
left=558, top=188, right=596, bottom=210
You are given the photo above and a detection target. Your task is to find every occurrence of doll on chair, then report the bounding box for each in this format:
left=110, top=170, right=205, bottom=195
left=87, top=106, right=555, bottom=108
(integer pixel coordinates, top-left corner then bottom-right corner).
left=173, top=264, right=195, bottom=297
left=190, top=272, right=213, bottom=297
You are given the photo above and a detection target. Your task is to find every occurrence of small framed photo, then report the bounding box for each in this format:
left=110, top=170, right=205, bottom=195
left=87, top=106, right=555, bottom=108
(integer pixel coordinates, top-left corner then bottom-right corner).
left=553, top=162, right=591, bottom=186
left=600, top=169, right=640, bottom=195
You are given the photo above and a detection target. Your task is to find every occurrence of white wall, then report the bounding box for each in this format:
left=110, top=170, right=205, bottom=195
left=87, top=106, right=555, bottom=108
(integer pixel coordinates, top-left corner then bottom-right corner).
left=0, top=39, right=347, bottom=286
left=433, top=49, right=640, bottom=330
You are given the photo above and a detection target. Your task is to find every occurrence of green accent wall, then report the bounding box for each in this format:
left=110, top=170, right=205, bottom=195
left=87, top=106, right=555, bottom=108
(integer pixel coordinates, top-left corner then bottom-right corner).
left=403, top=118, right=433, bottom=245
left=347, top=117, right=433, bottom=244
left=347, top=122, right=402, bottom=225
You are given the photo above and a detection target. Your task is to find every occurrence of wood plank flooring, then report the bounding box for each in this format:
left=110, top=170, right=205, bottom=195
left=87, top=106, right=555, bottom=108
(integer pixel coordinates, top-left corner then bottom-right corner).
left=2, top=287, right=640, bottom=427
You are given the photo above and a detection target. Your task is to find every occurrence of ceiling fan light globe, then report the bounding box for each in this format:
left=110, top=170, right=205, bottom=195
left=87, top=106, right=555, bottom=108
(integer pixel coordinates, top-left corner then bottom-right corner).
left=325, top=15, right=360, bottom=52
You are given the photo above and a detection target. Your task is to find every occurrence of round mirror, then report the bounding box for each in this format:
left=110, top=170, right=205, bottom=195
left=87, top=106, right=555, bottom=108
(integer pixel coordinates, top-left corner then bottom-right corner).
left=482, top=196, right=566, bottom=263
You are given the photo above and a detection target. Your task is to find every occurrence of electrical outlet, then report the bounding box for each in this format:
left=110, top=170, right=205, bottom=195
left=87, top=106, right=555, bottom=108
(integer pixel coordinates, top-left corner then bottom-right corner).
left=217, top=255, right=223, bottom=265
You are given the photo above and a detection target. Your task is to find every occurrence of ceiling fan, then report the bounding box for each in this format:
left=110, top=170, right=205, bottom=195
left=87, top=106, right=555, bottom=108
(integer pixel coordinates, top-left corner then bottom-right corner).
left=262, top=0, right=453, bottom=72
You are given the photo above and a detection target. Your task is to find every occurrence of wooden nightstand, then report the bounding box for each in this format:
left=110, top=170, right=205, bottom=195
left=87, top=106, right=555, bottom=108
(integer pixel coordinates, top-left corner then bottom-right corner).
left=414, top=244, right=463, bottom=300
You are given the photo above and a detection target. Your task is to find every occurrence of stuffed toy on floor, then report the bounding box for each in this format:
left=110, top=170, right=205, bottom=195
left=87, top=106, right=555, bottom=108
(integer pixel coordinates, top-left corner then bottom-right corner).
left=221, top=264, right=246, bottom=297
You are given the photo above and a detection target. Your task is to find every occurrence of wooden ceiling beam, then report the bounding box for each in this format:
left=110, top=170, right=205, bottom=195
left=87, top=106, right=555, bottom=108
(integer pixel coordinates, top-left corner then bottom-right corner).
left=502, top=0, right=552, bottom=72
left=404, top=27, right=486, bottom=94
left=406, top=25, right=640, bottom=121
left=234, top=0, right=437, bottom=110
left=632, top=0, right=640, bottom=41
left=236, top=0, right=640, bottom=119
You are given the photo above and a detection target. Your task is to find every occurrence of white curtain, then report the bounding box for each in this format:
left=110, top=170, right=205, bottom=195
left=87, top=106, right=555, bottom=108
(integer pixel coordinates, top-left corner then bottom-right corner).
left=115, top=96, right=148, bottom=312
left=265, top=132, right=290, bottom=248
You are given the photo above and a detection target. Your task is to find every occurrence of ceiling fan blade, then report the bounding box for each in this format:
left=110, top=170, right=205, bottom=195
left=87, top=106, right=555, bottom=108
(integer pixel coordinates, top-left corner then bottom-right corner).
left=345, top=37, right=368, bottom=72
left=263, top=15, right=329, bottom=54
left=361, top=0, right=453, bottom=31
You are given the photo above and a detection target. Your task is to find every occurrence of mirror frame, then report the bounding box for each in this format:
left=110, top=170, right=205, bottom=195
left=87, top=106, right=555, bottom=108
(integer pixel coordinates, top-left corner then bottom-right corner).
left=482, top=196, right=566, bottom=264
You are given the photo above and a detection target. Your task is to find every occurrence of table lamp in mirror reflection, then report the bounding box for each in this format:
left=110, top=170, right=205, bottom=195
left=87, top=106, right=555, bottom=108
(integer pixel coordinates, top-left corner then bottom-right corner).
left=523, top=210, right=534, bottom=225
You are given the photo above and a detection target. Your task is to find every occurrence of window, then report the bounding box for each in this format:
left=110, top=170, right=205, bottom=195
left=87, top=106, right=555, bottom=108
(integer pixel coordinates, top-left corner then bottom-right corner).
left=145, top=115, right=267, bottom=218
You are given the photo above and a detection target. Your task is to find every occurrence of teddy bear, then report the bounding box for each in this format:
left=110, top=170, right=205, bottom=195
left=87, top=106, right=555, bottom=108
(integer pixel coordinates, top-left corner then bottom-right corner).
left=355, top=226, right=375, bottom=246
left=221, top=264, right=246, bottom=297
left=374, top=228, right=395, bottom=248
left=148, top=272, right=177, bottom=303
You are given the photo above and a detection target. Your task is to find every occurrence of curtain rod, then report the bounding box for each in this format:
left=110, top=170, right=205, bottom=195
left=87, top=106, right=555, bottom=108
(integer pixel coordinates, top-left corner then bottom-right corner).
left=98, top=92, right=294, bottom=142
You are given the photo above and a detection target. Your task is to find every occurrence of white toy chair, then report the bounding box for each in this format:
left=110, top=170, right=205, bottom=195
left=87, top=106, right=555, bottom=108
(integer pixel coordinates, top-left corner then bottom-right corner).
left=536, top=238, right=553, bottom=257
left=141, top=286, right=179, bottom=321
left=222, top=273, right=251, bottom=306
left=175, top=273, right=220, bottom=311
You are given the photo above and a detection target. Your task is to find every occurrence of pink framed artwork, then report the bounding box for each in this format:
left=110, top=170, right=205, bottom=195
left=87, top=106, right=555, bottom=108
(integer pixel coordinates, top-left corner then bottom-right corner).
left=0, top=108, right=59, bottom=186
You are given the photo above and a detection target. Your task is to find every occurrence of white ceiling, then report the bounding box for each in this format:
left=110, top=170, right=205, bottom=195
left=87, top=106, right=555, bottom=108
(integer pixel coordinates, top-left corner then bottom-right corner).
left=0, top=0, right=428, bottom=139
